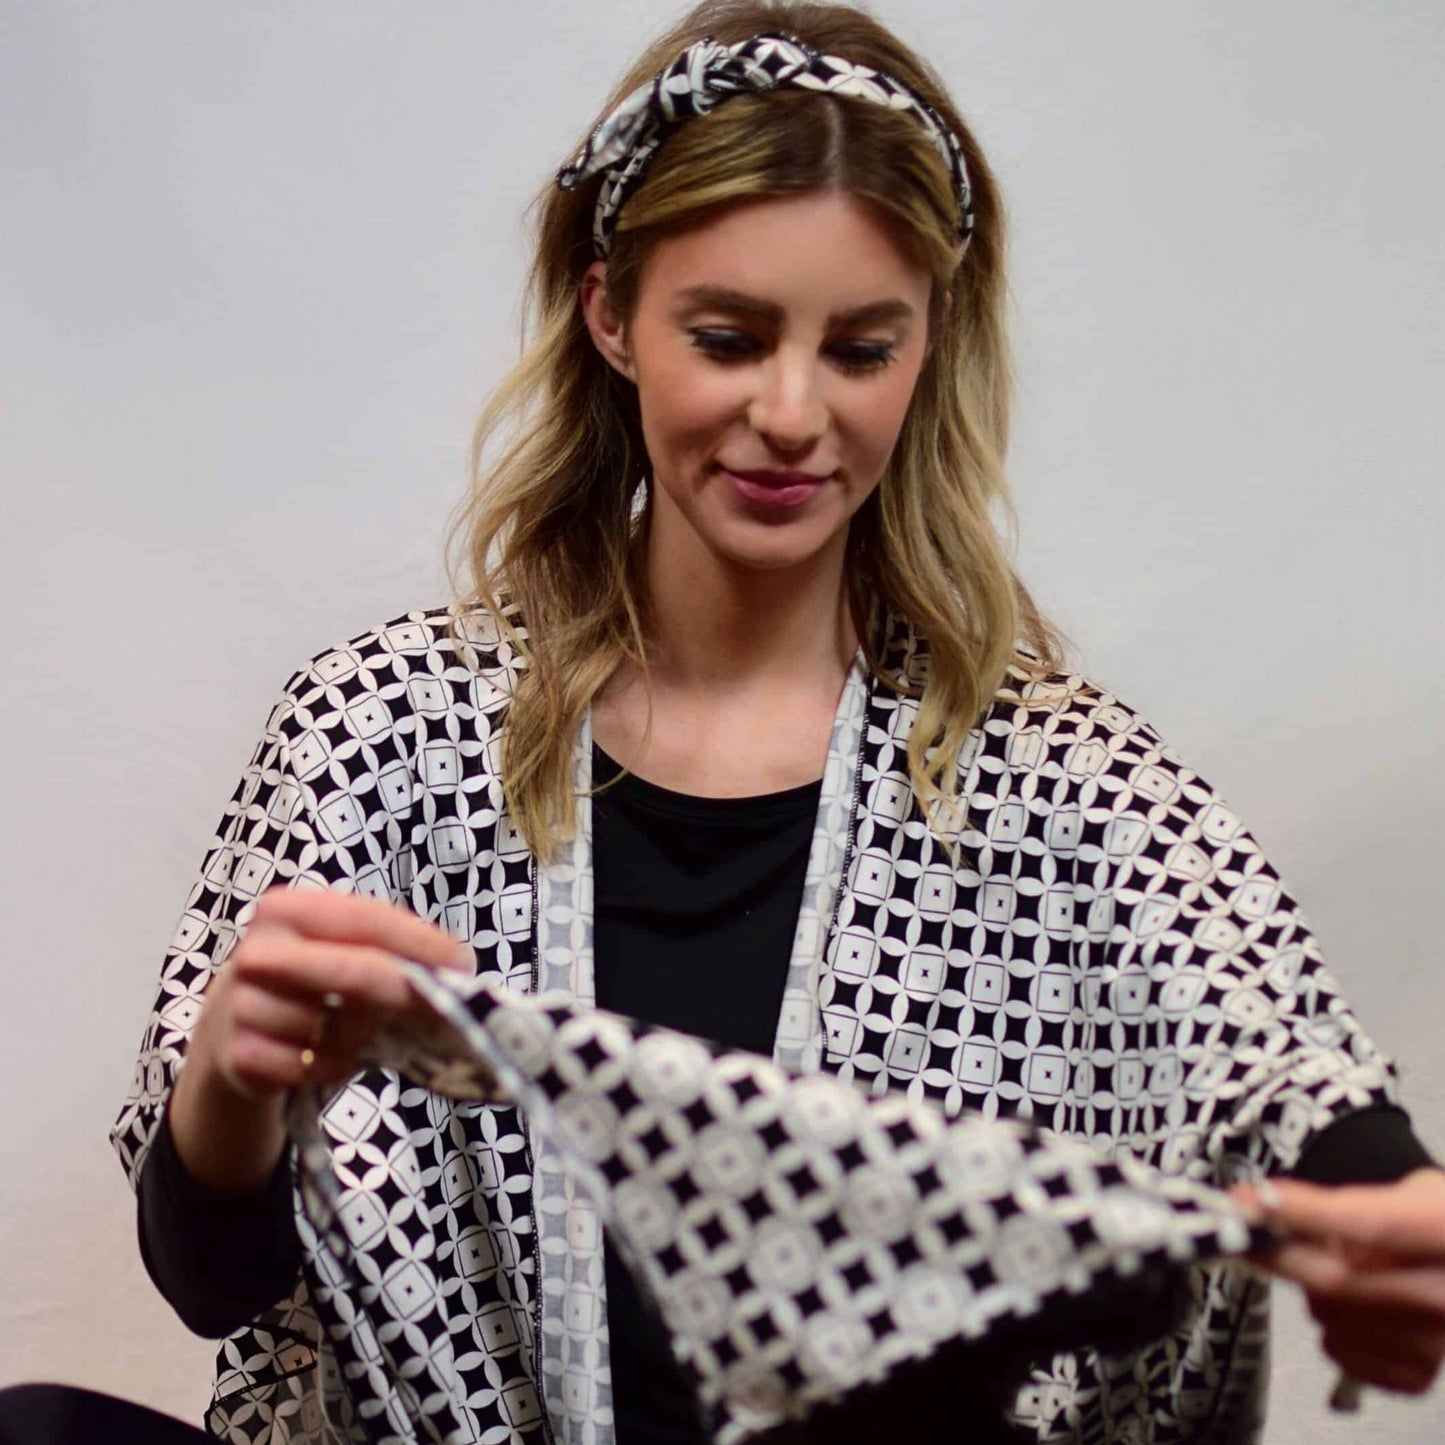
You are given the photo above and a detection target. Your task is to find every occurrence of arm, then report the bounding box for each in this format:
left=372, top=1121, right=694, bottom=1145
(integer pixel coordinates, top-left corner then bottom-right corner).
left=137, top=1098, right=301, bottom=1338
left=1266, top=1106, right=1443, bottom=1398
left=1065, top=710, right=1403, bottom=1184
left=1289, top=1104, right=1435, bottom=1186
left=112, top=660, right=471, bottom=1332
left=1053, top=696, right=1438, bottom=1395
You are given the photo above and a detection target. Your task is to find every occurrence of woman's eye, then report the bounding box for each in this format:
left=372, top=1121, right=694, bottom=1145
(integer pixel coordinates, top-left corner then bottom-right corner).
left=829, top=341, right=897, bottom=374
left=689, top=329, right=762, bottom=360
left=686, top=329, right=898, bottom=374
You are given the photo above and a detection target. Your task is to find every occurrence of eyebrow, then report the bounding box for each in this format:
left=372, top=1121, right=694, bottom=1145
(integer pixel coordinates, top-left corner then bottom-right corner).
left=672, top=285, right=915, bottom=328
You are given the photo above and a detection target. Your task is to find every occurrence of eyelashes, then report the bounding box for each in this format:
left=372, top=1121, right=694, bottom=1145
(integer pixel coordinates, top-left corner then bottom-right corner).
left=686, top=328, right=899, bottom=375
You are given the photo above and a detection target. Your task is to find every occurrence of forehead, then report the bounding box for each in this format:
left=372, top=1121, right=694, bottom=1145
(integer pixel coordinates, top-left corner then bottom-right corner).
left=637, top=191, right=932, bottom=315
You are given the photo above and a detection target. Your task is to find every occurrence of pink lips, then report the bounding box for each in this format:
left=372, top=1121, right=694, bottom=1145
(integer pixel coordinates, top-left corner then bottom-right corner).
left=722, top=466, right=831, bottom=511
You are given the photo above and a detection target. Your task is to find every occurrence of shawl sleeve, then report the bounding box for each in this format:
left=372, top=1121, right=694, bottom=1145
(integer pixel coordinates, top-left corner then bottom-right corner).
left=109, top=652, right=414, bottom=1190
left=1012, top=681, right=1403, bottom=1185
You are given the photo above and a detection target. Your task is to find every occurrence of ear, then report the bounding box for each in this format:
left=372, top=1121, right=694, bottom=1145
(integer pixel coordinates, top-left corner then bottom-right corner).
left=580, top=261, right=635, bottom=381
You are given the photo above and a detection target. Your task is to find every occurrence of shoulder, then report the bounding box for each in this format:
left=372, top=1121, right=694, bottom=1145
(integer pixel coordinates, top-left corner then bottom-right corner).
left=959, top=666, right=1238, bottom=831
left=274, top=603, right=528, bottom=715
left=990, top=663, right=1166, bottom=753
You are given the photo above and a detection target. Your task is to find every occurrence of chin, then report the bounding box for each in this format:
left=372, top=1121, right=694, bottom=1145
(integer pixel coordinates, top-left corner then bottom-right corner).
left=708, top=526, right=840, bottom=574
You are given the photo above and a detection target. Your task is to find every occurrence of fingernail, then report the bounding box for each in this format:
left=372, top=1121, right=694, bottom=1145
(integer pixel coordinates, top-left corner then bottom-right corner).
left=1254, top=1177, right=1283, bottom=1214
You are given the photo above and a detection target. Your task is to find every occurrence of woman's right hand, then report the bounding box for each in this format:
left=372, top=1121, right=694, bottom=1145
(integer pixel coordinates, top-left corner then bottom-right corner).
left=168, top=887, right=474, bottom=1192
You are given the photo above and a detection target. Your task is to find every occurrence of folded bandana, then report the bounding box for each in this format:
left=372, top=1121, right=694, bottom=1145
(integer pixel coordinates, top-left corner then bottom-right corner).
left=288, top=968, right=1269, bottom=1444
left=556, top=31, right=974, bottom=259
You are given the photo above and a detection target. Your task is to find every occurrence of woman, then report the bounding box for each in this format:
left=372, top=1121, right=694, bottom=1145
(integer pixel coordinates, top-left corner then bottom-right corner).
left=107, top=2, right=1443, bottom=1442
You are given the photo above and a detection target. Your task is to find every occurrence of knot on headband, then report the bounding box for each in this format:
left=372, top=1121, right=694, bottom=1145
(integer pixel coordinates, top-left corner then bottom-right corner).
left=556, top=32, right=975, bottom=259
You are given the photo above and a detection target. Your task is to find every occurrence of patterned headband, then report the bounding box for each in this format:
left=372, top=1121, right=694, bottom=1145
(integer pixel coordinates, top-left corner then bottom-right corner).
left=556, top=31, right=975, bottom=259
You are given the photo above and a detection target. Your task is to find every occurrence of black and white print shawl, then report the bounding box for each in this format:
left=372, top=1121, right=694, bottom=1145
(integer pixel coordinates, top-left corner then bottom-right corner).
left=112, top=606, right=1398, bottom=1444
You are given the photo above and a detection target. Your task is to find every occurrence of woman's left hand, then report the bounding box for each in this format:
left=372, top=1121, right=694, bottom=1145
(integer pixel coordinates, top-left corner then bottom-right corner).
left=1240, top=1168, right=1445, bottom=1396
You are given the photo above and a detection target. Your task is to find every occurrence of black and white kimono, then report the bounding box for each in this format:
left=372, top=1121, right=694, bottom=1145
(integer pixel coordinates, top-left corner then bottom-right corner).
left=111, top=606, right=1398, bottom=1444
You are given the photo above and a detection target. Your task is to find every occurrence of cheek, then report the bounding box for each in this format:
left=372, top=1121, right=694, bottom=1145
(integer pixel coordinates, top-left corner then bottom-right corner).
left=635, top=343, right=742, bottom=457
left=837, top=368, right=923, bottom=465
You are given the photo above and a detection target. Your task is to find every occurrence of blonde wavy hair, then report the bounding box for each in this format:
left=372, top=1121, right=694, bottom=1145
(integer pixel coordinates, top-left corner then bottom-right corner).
left=450, top=0, right=1064, bottom=860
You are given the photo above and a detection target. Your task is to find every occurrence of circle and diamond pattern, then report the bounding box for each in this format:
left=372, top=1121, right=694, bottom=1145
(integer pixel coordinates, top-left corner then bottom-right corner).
left=347, top=967, right=1265, bottom=1445
left=111, top=605, right=1400, bottom=1444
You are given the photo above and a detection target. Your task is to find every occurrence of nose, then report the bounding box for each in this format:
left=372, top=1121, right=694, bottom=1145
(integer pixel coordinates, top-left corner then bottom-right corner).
left=746, top=348, right=829, bottom=453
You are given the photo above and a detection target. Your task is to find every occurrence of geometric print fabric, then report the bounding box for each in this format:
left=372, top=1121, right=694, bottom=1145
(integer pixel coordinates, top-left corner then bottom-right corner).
left=833, top=618, right=1397, bottom=1440
left=555, top=32, right=975, bottom=259
left=302, top=965, right=1267, bottom=1444
left=111, top=604, right=1401, bottom=1444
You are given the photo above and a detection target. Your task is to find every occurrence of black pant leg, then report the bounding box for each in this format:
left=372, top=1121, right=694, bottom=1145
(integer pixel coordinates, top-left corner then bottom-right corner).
left=0, top=1384, right=210, bottom=1445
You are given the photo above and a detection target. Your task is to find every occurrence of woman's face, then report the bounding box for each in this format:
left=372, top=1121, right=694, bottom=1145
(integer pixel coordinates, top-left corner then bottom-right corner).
left=582, top=191, right=936, bottom=579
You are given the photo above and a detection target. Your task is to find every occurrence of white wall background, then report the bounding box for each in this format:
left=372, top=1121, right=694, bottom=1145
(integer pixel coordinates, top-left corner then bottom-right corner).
left=1, top=1, right=1440, bottom=1438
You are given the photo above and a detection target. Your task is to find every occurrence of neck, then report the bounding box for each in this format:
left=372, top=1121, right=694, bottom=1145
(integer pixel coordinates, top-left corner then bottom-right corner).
left=639, top=516, right=858, bottom=691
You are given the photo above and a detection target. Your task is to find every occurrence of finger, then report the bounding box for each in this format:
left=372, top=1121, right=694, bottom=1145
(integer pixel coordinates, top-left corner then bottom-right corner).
left=1271, top=1247, right=1445, bottom=1315
left=231, top=932, right=431, bottom=1014
left=305, top=1002, right=402, bottom=1074
left=1265, top=1236, right=1436, bottom=1288
left=253, top=888, right=474, bottom=973
left=230, top=986, right=385, bottom=1068
left=303, top=1045, right=378, bottom=1088
left=1228, top=1182, right=1275, bottom=1227
left=230, top=986, right=332, bottom=1046
left=223, top=1031, right=335, bottom=1097
left=1261, top=1176, right=1445, bottom=1259
left=1263, top=1241, right=1350, bottom=1291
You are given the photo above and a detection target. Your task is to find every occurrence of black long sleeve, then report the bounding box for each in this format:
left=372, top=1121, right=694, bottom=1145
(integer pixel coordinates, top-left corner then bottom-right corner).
left=137, top=1100, right=303, bottom=1338
left=1289, top=1103, right=1435, bottom=1185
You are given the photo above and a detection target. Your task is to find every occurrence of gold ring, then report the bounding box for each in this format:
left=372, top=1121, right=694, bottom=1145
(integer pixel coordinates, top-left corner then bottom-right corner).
left=300, top=992, right=345, bottom=1076
left=308, top=992, right=344, bottom=1050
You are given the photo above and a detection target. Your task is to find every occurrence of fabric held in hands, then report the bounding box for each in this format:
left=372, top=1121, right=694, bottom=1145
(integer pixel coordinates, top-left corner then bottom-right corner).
left=288, top=971, right=1267, bottom=1445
